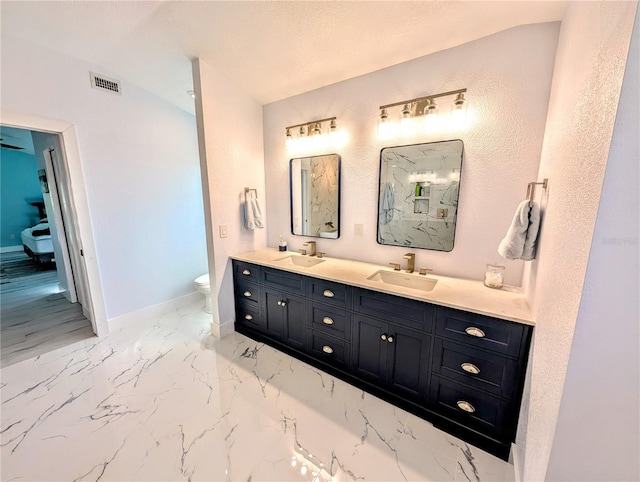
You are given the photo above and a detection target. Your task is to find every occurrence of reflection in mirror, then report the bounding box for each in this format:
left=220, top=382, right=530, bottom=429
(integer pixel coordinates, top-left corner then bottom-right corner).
left=290, top=154, right=341, bottom=238
left=377, top=140, right=463, bottom=251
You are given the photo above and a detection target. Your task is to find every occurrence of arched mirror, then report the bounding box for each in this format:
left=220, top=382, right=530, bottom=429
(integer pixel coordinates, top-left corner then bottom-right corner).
left=290, top=154, right=341, bottom=238
left=377, top=140, right=463, bottom=251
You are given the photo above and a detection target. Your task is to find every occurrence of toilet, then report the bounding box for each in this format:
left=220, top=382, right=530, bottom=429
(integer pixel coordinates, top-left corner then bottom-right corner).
left=194, top=274, right=212, bottom=313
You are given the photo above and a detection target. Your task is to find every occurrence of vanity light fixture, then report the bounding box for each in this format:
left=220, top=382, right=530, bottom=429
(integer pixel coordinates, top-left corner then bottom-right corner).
left=378, top=88, right=468, bottom=139
left=285, top=116, right=346, bottom=153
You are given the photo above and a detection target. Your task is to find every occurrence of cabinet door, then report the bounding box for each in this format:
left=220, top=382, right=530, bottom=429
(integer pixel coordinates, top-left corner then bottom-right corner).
left=386, top=325, right=430, bottom=402
left=264, top=288, right=285, bottom=340
left=352, top=315, right=388, bottom=384
left=283, top=294, right=306, bottom=352
left=264, top=288, right=306, bottom=351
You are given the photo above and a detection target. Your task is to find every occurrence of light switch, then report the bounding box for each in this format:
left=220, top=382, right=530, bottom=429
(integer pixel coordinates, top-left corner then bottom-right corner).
left=219, top=225, right=228, bottom=238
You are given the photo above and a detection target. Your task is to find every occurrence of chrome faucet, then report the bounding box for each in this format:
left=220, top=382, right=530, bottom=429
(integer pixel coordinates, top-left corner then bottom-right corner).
left=403, top=253, right=415, bottom=273
left=304, top=241, right=317, bottom=257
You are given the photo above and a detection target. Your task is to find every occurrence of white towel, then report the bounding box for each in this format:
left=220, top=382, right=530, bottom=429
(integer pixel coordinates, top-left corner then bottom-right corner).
left=498, top=200, right=541, bottom=260
left=379, top=182, right=395, bottom=225
left=244, top=194, right=264, bottom=230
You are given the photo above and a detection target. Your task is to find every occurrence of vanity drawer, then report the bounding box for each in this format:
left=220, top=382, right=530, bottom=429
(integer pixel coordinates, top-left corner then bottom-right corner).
left=235, top=279, right=261, bottom=305
left=235, top=299, right=262, bottom=331
left=233, top=260, right=261, bottom=283
left=432, top=340, right=518, bottom=399
left=429, top=376, right=513, bottom=441
left=354, top=288, right=434, bottom=332
left=435, top=308, right=525, bottom=357
left=307, top=278, right=352, bottom=308
left=310, top=332, right=349, bottom=369
left=262, top=267, right=305, bottom=295
left=310, top=303, right=350, bottom=341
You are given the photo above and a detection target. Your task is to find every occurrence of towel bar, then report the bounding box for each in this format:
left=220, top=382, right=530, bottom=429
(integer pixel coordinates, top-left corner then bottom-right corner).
left=526, top=179, right=548, bottom=207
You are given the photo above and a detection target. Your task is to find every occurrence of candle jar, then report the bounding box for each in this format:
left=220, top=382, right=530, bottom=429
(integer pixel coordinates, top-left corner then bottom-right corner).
left=484, top=264, right=505, bottom=289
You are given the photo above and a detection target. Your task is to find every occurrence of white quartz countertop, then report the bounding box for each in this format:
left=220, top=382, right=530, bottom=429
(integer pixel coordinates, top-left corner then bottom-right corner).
left=230, top=249, right=535, bottom=326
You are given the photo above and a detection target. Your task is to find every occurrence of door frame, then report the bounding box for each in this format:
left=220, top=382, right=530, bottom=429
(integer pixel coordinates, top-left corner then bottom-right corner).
left=1, top=111, right=108, bottom=336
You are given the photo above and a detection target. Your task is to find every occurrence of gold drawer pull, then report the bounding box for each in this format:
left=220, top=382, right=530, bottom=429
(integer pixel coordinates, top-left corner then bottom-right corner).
left=322, top=317, right=334, bottom=325
left=465, top=327, right=486, bottom=338
left=242, top=269, right=251, bottom=275
left=323, top=290, right=335, bottom=298
left=322, top=345, right=334, bottom=354
left=461, top=363, right=480, bottom=375
left=381, top=334, right=387, bottom=341
left=243, top=291, right=252, bottom=297
left=244, top=314, right=253, bottom=321
left=456, top=400, right=476, bottom=413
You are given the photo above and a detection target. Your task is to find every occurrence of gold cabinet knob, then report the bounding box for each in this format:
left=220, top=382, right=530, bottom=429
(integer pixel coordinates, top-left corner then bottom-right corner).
left=322, top=317, right=334, bottom=325
left=322, top=345, right=334, bottom=354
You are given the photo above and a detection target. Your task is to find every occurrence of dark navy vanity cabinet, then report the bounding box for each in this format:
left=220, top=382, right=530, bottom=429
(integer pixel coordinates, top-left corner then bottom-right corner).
left=232, top=260, right=532, bottom=460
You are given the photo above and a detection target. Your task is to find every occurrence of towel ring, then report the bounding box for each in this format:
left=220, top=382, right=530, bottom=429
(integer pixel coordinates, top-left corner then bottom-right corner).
left=526, top=179, right=548, bottom=207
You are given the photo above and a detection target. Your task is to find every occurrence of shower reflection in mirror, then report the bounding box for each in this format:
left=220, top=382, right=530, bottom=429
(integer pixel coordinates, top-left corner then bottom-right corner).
left=290, top=154, right=341, bottom=239
left=377, top=140, right=463, bottom=251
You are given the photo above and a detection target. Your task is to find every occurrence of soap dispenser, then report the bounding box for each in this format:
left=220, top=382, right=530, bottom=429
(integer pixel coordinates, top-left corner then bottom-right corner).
left=278, top=235, right=287, bottom=252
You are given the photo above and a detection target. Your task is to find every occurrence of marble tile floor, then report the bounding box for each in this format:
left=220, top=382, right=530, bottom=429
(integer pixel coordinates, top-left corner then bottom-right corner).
left=0, top=301, right=515, bottom=482
left=1, top=253, right=94, bottom=368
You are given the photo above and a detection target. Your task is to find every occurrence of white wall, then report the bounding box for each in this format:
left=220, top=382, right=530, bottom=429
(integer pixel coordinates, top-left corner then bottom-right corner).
left=264, top=23, right=560, bottom=286
left=545, top=7, right=639, bottom=480
left=1, top=35, right=208, bottom=321
left=192, top=58, right=267, bottom=332
left=517, top=2, right=638, bottom=480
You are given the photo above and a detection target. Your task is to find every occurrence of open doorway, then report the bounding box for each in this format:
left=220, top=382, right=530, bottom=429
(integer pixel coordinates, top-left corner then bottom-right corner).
left=0, top=125, right=95, bottom=366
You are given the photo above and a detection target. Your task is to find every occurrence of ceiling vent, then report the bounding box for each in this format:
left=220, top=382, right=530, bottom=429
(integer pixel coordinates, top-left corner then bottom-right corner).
left=90, top=72, right=121, bottom=95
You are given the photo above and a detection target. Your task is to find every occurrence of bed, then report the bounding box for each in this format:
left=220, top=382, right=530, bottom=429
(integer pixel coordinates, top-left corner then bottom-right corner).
left=21, top=220, right=54, bottom=263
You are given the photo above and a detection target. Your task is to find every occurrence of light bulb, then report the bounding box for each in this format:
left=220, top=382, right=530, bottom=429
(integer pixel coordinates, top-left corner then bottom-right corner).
left=423, top=99, right=439, bottom=132
left=400, top=103, right=415, bottom=136
left=378, top=108, right=396, bottom=140
left=450, top=93, right=467, bottom=127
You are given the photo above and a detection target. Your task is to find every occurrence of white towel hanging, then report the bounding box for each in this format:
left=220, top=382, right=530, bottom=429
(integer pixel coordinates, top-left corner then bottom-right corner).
left=498, top=200, right=541, bottom=260
left=244, top=191, right=264, bottom=230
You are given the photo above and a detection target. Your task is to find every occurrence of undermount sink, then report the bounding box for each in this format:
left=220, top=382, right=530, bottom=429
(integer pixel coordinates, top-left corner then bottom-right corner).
left=367, top=270, right=438, bottom=291
left=275, top=255, right=326, bottom=268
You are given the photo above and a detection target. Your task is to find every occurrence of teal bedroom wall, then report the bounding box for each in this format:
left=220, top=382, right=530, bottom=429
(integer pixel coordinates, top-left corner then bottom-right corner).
left=0, top=149, right=43, bottom=248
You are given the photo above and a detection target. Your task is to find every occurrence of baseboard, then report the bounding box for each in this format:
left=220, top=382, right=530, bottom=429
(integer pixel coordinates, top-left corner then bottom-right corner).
left=1, top=245, right=24, bottom=253
left=108, top=291, right=201, bottom=332
left=211, top=318, right=235, bottom=338
left=511, top=442, right=521, bottom=482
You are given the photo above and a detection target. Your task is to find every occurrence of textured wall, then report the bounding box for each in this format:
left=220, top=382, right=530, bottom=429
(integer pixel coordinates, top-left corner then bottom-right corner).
left=545, top=6, right=639, bottom=480
left=192, top=59, right=267, bottom=326
left=263, top=23, right=560, bottom=286
left=517, top=2, right=638, bottom=480
left=1, top=36, right=208, bottom=320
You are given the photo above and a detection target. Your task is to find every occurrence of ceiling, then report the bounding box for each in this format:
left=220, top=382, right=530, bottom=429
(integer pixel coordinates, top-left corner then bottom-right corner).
left=1, top=1, right=567, bottom=114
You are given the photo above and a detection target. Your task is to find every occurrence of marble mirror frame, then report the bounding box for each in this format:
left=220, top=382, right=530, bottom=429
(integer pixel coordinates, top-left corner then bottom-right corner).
left=376, top=139, right=464, bottom=251
left=290, top=154, right=341, bottom=239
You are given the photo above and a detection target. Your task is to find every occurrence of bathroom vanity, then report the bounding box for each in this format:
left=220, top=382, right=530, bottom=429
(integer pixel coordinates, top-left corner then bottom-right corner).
left=230, top=250, right=533, bottom=460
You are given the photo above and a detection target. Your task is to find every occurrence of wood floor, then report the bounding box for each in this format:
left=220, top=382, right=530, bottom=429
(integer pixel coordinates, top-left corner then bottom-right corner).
left=0, top=251, right=95, bottom=367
